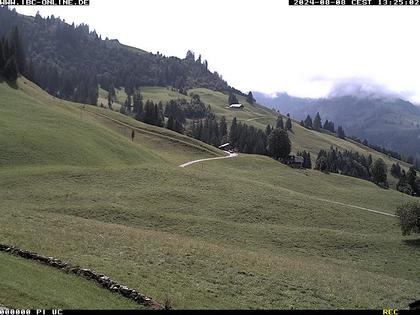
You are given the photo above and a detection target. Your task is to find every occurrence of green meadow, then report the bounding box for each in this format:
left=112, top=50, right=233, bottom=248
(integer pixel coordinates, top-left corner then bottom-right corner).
left=1, top=78, right=419, bottom=309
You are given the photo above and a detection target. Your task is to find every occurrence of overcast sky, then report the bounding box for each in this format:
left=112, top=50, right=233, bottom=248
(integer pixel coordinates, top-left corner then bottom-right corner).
left=12, top=1, right=420, bottom=102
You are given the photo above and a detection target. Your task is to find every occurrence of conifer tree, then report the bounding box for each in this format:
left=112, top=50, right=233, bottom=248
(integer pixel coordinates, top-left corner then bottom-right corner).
left=219, top=116, right=228, bottom=142
left=304, top=115, right=313, bottom=129
left=133, top=91, right=143, bottom=118
left=267, top=128, right=291, bottom=160
left=246, top=91, right=255, bottom=104
left=372, top=158, right=388, bottom=186
left=0, top=38, right=5, bottom=75
left=124, top=95, right=132, bottom=113
left=228, top=93, right=239, bottom=105
left=337, top=126, right=346, bottom=139
left=265, top=124, right=272, bottom=136
left=276, top=116, right=284, bottom=129
left=286, top=117, right=292, bottom=131
left=10, top=26, right=25, bottom=74
left=4, top=54, right=18, bottom=81
left=166, top=116, right=174, bottom=131
left=313, top=112, right=322, bottom=131
left=229, top=117, right=239, bottom=146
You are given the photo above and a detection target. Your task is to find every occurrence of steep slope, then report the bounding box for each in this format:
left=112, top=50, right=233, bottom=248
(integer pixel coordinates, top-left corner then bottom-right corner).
left=0, top=6, right=241, bottom=106
left=15, top=78, right=224, bottom=166
left=0, top=79, right=159, bottom=168
left=1, top=80, right=420, bottom=309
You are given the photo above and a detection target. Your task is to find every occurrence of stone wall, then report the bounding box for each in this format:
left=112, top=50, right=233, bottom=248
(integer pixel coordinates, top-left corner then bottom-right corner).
left=0, top=244, right=164, bottom=310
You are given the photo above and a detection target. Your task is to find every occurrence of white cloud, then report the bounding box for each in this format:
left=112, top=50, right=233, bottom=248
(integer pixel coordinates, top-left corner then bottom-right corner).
left=12, top=0, right=420, bottom=103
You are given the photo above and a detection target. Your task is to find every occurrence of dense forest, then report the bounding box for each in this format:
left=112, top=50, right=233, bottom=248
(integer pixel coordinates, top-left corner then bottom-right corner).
left=0, top=6, right=242, bottom=105
left=0, top=25, right=22, bottom=82
left=314, top=147, right=389, bottom=187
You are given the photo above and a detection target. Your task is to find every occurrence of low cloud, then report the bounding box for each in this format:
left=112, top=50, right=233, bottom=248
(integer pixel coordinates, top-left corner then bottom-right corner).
left=327, top=78, right=404, bottom=100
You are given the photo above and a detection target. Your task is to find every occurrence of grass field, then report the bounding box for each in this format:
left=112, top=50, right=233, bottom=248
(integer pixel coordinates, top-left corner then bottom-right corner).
left=1, top=79, right=419, bottom=309
left=0, top=252, right=140, bottom=309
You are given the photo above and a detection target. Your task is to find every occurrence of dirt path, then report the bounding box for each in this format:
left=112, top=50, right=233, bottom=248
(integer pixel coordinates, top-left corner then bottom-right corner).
left=86, top=108, right=396, bottom=218
left=179, top=151, right=238, bottom=168
left=313, top=197, right=397, bottom=218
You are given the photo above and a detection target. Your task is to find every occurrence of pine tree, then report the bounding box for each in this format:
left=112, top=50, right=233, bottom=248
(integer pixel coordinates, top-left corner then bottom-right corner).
left=133, top=91, right=143, bottom=119
left=219, top=116, right=228, bottom=142
left=229, top=117, right=238, bottom=147
left=124, top=95, right=132, bottom=113
left=313, top=112, right=322, bottom=131
left=174, top=119, right=184, bottom=134
left=372, top=158, right=388, bottom=186
left=304, top=115, right=313, bottom=129
left=397, top=170, right=412, bottom=195
left=276, top=116, right=284, bottom=129
left=0, top=38, right=5, bottom=75
left=246, top=91, right=255, bottom=104
left=367, top=154, right=373, bottom=166
left=406, top=167, right=418, bottom=195
left=228, top=93, right=239, bottom=105
left=285, top=117, right=292, bottom=131
left=143, top=100, right=155, bottom=125
left=265, top=124, right=272, bottom=136
left=107, top=89, right=114, bottom=110
left=166, top=116, right=174, bottom=131
left=267, top=128, right=291, bottom=160
left=306, top=152, right=312, bottom=169
left=4, top=54, right=18, bottom=81
left=337, top=126, right=346, bottom=139
left=10, top=26, right=25, bottom=74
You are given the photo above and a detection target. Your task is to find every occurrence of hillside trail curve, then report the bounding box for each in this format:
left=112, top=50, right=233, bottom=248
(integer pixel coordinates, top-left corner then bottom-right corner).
left=179, top=151, right=238, bottom=168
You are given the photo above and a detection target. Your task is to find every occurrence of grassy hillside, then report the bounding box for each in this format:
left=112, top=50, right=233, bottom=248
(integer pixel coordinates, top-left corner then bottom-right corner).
left=18, top=79, right=223, bottom=166
left=131, top=85, right=411, bottom=188
left=1, top=79, right=419, bottom=309
left=0, top=252, right=140, bottom=309
left=0, top=81, right=160, bottom=168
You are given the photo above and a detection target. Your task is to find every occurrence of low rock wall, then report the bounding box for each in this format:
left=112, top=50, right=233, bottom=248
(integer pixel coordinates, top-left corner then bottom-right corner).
left=0, top=244, right=164, bottom=310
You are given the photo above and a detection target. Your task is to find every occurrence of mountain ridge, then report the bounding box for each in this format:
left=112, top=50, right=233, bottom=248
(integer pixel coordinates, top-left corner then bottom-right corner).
left=0, top=6, right=243, bottom=106
left=254, top=91, right=420, bottom=157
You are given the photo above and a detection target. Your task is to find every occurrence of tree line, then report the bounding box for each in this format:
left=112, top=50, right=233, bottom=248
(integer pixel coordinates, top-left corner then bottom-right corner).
left=350, top=136, right=418, bottom=167
left=0, top=26, right=24, bottom=82
left=300, top=112, right=346, bottom=139
left=314, top=147, right=388, bottom=187
left=300, top=111, right=417, bottom=168
left=0, top=7, right=243, bottom=107
left=390, top=163, right=420, bottom=197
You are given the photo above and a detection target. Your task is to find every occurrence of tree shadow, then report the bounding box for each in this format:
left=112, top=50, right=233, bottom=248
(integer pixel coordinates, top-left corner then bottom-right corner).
left=6, top=79, right=19, bottom=89
left=0, top=75, right=18, bottom=89
left=403, top=238, right=420, bottom=248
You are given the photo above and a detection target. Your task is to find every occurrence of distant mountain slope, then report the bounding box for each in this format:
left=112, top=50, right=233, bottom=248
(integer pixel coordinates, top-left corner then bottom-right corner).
left=254, top=91, right=420, bottom=157
left=0, top=6, right=242, bottom=105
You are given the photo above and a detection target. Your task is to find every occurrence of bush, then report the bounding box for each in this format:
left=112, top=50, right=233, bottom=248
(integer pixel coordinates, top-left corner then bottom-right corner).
left=395, top=202, right=420, bottom=236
